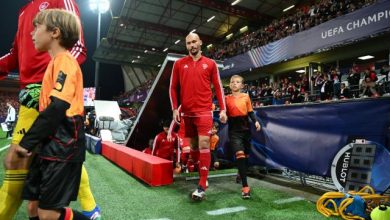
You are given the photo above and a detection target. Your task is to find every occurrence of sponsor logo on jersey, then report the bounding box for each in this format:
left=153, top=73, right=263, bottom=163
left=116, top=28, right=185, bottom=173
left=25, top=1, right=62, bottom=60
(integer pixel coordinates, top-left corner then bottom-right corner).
left=54, top=71, right=67, bottom=92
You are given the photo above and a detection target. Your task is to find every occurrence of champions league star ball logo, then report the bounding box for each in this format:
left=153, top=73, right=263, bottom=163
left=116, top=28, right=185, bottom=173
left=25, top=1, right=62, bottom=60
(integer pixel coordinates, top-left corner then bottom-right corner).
left=39, top=2, right=50, bottom=11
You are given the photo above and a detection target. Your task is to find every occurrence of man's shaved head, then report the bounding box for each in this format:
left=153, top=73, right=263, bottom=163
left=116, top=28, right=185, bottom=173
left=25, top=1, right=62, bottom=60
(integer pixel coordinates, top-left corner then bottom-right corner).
left=186, top=33, right=200, bottom=41
left=185, top=33, right=202, bottom=56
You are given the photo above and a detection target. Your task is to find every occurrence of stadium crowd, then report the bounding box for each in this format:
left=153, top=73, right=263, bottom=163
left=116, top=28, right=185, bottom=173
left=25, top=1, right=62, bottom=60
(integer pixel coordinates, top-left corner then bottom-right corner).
left=0, top=92, right=18, bottom=122
left=114, top=78, right=154, bottom=106
left=112, top=63, right=389, bottom=121
left=207, top=0, right=377, bottom=60
left=112, top=78, right=155, bottom=121
left=216, top=64, right=390, bottom=108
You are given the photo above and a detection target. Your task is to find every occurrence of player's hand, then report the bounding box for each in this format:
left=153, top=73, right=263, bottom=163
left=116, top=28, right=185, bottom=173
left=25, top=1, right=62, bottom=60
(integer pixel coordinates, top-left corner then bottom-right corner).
left=173, top=109, right=180, bottom=124
left=219, top=110, right=227, bottom=124
left=15, top=145, right=32, bottom=158
left=255, top=121, right=261, bottom=131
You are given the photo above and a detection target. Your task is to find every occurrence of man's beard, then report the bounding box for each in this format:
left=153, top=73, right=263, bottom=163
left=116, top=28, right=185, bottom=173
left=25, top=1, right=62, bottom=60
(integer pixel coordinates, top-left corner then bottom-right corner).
left=189, top=48, right=199, bottom=56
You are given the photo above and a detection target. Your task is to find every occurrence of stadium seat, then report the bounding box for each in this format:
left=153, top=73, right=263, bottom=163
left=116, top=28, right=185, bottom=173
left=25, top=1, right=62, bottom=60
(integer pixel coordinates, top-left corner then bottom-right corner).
left=102, top=142, right=173, bottom=186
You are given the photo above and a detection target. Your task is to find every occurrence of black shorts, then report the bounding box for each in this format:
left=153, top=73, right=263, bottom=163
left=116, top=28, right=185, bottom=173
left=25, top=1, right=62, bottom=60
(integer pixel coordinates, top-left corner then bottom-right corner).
left=22, top=156, right=82, bottom=209
left=229, top=131, right=251, bottom=155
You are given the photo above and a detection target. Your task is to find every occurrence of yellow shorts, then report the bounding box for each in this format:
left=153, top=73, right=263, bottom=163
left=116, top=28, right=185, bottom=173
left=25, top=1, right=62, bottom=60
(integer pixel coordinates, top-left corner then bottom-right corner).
left=11, top=105, right=39, bottom=145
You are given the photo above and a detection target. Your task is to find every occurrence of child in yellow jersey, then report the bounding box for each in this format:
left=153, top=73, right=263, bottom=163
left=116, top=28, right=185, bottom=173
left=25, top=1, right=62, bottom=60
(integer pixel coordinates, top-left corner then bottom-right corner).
left=225, top=75, right=261, bottom=199
left=15, top=9, right=89, bottom=220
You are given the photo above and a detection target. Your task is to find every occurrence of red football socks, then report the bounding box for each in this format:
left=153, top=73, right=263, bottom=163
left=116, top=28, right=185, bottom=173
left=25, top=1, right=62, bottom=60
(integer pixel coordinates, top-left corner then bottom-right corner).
left=198, top=149, right=211, bottom=190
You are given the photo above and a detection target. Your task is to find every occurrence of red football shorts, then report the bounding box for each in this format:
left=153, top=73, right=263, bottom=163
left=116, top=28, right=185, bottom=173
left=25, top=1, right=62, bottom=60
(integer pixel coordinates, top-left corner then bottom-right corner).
left=182, top=111, right=213, bottom=138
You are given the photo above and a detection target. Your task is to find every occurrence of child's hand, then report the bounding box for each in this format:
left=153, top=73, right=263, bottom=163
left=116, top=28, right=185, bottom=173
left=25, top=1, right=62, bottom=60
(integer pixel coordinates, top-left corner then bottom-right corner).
left=255, top=121, right=261, bottom=131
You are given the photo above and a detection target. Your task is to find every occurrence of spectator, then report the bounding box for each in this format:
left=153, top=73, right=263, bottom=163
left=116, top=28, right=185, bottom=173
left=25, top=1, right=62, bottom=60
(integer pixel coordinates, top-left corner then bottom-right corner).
left=5, top=102, right=16, bottom=138
left=85, top=110, right=97, bottom=135
left=330, top=68, right=341, bottom=98
left=313, top=72, right=324, bottom=91
left=380, top=64, right=389, bottom=81
left=320, top=74, right=333, bottom=100
left=290, top=84, right=302, bottom=103
left=0, top=92, right=18, bottom=121
left=361, top=75, right=379, bottom=97
left=272, top=91, right=284, bottom=105
left=348, top=68, right=360, bottom=97
left=364, top=68, right=378, bottom=82
left=338, top=83, right=351, bottom=99
left=380, top=64, right=390, bottom=94
left=302, top=92, right=312, bottom=102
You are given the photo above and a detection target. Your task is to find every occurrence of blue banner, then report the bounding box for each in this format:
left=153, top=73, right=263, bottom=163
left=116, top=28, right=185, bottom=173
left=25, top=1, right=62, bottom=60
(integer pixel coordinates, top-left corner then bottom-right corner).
left=221, top=0, right=390, bottom=76
left=220, top=52, right=256, bottom=77
left=216, top=98, right=390, bottom=178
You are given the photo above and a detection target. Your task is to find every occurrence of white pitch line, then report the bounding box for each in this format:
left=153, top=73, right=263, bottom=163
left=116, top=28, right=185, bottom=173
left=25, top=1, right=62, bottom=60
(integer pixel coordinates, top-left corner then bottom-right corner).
left=274, top=197, right=305, bottom=204
left=185, top=172, right=237, bottom=180
left=0, top=144, right=10, bottom=153
left=146, top=218, right=171, bottom=220
left=206, top=206, right=247, bottom=216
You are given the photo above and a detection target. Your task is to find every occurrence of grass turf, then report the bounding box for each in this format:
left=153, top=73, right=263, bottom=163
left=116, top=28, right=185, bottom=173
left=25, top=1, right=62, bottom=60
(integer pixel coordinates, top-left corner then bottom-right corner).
left=0, top=129, right=8, bottom=139
left=0, top=139, right=332, bottom=220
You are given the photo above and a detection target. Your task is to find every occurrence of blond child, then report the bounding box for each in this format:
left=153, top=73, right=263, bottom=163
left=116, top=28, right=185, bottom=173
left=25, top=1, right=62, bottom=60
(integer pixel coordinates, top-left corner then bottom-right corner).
left=15, top=9, right=89, bottom=220
left=225, top=75, right=261, bottom=199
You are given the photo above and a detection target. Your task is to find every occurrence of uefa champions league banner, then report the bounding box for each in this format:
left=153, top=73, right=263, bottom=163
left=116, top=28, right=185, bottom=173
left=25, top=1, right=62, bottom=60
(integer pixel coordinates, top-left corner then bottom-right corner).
left=220, top=52, right=256, bottom=77
left=249, top=0, right=390, bottom=68
left=216, top=98, right=390, bottom=192
left=221, top=0, right=390, bottom=76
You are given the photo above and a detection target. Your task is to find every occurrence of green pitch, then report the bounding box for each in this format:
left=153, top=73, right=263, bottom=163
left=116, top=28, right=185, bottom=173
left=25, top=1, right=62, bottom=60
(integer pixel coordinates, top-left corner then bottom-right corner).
left=0, top=139, right=332, bottom=220
left=0, top=129, right=7, bottom=139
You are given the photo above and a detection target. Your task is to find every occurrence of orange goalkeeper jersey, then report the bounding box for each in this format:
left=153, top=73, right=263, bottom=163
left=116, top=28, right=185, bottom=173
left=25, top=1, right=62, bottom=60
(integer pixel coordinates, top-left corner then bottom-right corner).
left=225, top=93, right=253, bottom=131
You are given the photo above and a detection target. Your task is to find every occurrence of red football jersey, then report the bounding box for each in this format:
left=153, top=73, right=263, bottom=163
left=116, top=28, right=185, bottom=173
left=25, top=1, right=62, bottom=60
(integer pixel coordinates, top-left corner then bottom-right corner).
left=152, top=131, right=178, bottom=160
left=169, top=55, right=226, bottom=114
left=0, top=0, right=86, bottom=88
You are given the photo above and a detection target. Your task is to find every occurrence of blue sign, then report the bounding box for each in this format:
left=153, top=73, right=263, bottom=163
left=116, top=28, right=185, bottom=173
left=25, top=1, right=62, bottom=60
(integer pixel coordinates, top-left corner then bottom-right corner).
left=221, top=0, right=390, bottom=76
left=220, top=52, right=256, bottom=77
left=216, top=98, right=390, bottom=191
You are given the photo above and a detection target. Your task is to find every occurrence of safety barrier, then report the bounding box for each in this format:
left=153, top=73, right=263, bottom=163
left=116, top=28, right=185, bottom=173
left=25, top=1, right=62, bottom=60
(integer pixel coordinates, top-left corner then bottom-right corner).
left=102, top=141, right=173, bottom=186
